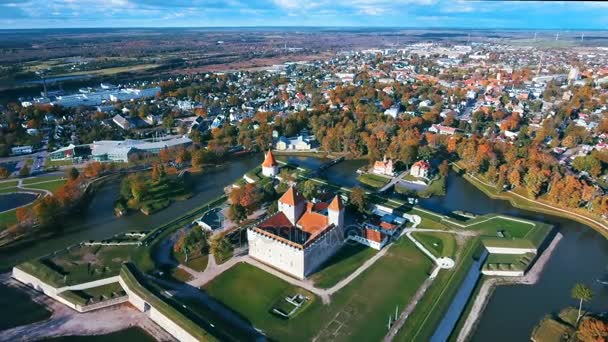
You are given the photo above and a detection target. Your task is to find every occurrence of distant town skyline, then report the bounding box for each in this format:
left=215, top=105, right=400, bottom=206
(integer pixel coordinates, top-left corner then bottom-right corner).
left=0, top=0, right=607, bottom=30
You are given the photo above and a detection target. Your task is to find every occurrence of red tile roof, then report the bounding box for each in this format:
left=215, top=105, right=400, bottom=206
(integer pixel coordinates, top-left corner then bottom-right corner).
left=328, top=195, right=344, bottom=211
left=297, top=211, right=329, bottom=236
left=364, top=228, right=385, bottom=243
left=262, top=150, right=277, bottom=168
left=279, top=186, right=305, bottom=206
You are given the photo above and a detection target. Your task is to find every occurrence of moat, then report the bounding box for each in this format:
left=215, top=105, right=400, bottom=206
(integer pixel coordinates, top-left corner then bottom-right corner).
left=0, top=154, right=606, bottom=341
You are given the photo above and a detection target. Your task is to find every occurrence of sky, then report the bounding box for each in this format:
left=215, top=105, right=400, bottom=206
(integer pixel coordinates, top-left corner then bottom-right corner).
left=0, top=0, right=607, bottom=30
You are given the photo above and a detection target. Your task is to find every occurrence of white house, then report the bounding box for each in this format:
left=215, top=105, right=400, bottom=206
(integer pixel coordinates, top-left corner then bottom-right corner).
left=410, top=160, right=431, bottom=179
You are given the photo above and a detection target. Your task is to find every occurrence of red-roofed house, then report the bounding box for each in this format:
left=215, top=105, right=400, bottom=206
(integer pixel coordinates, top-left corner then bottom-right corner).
left=410, top=160, right=431, bottom=179
left=373, top=156, right=395, bottom=176
left=247, top=186, right=346, bottom=279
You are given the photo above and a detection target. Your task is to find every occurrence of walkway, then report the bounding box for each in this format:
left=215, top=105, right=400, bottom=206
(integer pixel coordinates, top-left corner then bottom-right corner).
left=0, top=276, right=175, bottom=342
left=378, top=170, right=409, bottom=192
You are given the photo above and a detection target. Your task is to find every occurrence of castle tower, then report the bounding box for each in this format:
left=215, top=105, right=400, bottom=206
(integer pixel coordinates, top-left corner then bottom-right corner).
left=278, top=186, right=306, bottom=225
left=262, top=150, right=279, bottom=178
left=328, top=195, right=345, bottom=228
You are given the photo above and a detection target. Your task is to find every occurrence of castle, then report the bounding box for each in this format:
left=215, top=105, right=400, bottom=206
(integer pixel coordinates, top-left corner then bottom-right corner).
left=247, top=186, right=345, bottom=279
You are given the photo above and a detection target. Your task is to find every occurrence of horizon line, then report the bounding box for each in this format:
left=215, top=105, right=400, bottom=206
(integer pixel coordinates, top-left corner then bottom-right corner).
left=0, top=26, right=606, bottom=32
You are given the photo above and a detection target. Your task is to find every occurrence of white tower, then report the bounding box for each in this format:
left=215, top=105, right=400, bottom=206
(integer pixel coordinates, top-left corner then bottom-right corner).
left=328, top=195, right=345, bottom=229
left=262, top=150, right=279, bottom=178
left=278, top=187, right=306, bottom=225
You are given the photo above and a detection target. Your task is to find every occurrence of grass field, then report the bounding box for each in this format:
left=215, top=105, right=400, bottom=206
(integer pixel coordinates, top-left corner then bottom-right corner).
left=24, top=179, right=66, bottom=192
left=310, top=243, right=378, bottom=289
left=55, top=64, right=160, bottom=77
left=357, top=173, right=390, bottom=189
left=17, top=244, right=153, bottom=287
left=412, top=232, right=456, bottom=258
left=395, top=238, right=481, bottom=342
left=60, top=282, right=126, bottom=306
left=204, top=238, right=433, bottom=341
left=22, top=176, right=66, bottom=185
left=0, top=209, right=18, bottom=228
left=531, top=316, right=574, bottom=342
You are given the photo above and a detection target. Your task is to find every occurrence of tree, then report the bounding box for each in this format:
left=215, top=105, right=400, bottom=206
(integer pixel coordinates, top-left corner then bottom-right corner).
left=302, top=180, right=318, bottom=199
left=227, top=204, right=247, bottom=223
left=0, top=167, right=9, bottom=179
left=210, top=234, right=233, bottom=262
left=19, top=165, right=30, bottom=178
left=67, top=167, right=79, bottom=181
left=572, top=283, right=593, bottom=323
left=350, top=187, right=367, bottom=213
left=577, top=317, right=608, bottom=342
left=15, top=207, right=33, bottom=227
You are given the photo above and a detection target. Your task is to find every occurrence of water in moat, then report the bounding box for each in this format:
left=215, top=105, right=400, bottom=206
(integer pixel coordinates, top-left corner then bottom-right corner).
left=0, top=154, right=262, bottom=270
left=1, top=155, right=606, bottom=341
left=322, top=162, right=608, bottom=341
left=0, top=192, right=38, bottom=212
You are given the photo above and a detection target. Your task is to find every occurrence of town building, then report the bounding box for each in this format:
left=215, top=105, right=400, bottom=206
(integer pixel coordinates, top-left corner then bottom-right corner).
left=247, top=187, right=345, bottom=279
left=410, top=160, right=431, bottom=179
left=275, top=134, right=317, bottom=151
left=262, top=150, right=279, bottom=177
left=90, top=136, right=192, bottom=163
left=372, top=156, right=395, bottom=176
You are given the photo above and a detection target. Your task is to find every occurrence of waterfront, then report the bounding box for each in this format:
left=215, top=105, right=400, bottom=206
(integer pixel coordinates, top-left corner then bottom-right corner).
left=0, top=154, right=262, bottom=270
left=0, top=193, right=38, bottom=212
left=0, top=155, right=606, bottom=341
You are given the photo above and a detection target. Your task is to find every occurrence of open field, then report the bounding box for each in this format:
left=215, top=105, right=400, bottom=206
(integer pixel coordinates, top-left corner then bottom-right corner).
left=204, top=237, right=433, bottom=341
left=22, top=176, right=66, bottom=185
left=55, top=64, right=160, bottom=77
left=412, top=232, right=456, bottom=258
left=357, top=173, right=390, bottom=188
left=24, top=179, right=66, bottom=192
left=310, top=243, right=378, bottom=289
left=395, top=238, right=482, bottom=342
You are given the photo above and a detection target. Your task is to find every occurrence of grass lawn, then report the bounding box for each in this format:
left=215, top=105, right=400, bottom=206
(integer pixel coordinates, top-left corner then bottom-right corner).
left=469, top=216, right=533, bottom=238
left=395, top=238, right=481, bottom=342
left=531, top=316, right=574, bottom=342
left=0, top=186, right=19, bottom=194
left=418, top=217, right=449, bottom=230
left=0, top=283, right=51, bottom=330
left=412, top=232, right=456, bottom=258
left=56, top=63, right=159, bottom=77
left=0, top=208, right=19, bottom=229
left=22, top=175, right=66, bottom=185
left=45, top=159, right=74, bottom=167
left=0, top=180, right=18, bottom=188
left=24, top=179, right=66, bottom=193
left=170, top=268, right=194, bottom=283
left=17, top=244, right=153, bottom=287
left=357, top=173, right=390, bottom=189
left=204, top=237, right=433, bottom=341
left=310, top=243, right=378, bottom=289
left=60, top=282, right=126, bottom=306
left=184, top=255, right=209, bottom=272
